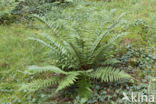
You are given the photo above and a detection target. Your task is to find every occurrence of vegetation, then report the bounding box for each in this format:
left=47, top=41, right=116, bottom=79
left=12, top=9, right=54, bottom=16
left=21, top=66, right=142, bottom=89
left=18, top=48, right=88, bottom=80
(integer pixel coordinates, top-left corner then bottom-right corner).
left=20, top=14, right=131, bottom=103
left=0, top=0, right=155, bottom=104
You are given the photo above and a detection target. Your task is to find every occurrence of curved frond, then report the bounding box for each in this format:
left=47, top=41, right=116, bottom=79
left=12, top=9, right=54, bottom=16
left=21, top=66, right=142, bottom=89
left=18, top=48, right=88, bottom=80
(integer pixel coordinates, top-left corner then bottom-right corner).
left=89, top=13, right=127, bottom=64
left=101, top=58, right=120, bottom=65
left=77, top=78, right=92, bottom=104
left=33, top=15, right=59, bottom=33
left=28, top=37, right=55, bottom=51
left=91, top=22, right=118, bottom=54
left=29, top=34, right=80, bottom=69
left=89, top=32, right=128, bottom=64
left=63, top=41, right=80, bottom=65
left=25, top=65, right=67, bottom=75
left=56, top=71, right=80, bottom=92
left=20, top=77, right=59, bottom=92
left=89, top=67, right=131, bottom=82
left=107, top=32, right=129, bottom=46
left=40, top=33, right=81, bottom=68
left=41, top=34, right=68, bottom=55
left=91, top=13, right=126, bottom=55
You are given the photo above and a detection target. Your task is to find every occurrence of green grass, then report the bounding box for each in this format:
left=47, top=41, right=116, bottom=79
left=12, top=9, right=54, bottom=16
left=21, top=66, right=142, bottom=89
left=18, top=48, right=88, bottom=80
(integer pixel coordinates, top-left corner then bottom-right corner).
left=0, top=0, right=156, bottom=103
left=0, top=23, right=52, bottom=103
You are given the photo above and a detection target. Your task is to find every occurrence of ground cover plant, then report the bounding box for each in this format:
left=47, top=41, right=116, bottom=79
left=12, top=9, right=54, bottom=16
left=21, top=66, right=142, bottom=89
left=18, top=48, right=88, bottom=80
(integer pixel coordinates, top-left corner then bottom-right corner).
left=0, top=0, right=156, bottom=104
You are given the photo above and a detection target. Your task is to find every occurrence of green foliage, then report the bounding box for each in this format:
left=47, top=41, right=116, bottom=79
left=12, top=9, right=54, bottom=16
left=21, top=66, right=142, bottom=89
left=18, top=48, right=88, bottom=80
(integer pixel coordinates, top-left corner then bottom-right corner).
left=21, top=13, right=131, bottom=103
left=76, top=77, right=92, bottom=104
left=27, top=65, right=67, bottom=74
left=90, top=67, right=130, bottom=82
left=12, top=0, right=72, bottom=17
left=119, top=45, right=156, bottom=70
left=21, top=77, right=58, bottom=92
left=56, top=71, right=79, bottom=92
left=84, top=80, right=149, bottom=104
left=0, top=0, right=156, bottom=103
left=0, top=0, right=18, bottom=24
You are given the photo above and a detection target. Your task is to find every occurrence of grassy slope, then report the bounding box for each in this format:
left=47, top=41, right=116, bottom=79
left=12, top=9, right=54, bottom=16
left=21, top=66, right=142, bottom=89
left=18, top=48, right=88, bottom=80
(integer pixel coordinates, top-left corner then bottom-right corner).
left=0, top=0, right=155, bottom=103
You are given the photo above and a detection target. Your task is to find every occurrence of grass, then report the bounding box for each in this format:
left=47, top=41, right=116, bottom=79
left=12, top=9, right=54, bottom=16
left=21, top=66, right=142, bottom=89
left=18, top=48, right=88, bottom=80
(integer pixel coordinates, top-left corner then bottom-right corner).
left=0, top=0, right=156, bottom=103
left=0, top=23, right=52, bottom=103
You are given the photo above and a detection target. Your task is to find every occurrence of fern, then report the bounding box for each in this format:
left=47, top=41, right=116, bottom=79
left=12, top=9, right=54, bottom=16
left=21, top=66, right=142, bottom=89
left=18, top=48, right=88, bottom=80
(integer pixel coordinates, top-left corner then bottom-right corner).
left=23, top=12, right=132, bottom=104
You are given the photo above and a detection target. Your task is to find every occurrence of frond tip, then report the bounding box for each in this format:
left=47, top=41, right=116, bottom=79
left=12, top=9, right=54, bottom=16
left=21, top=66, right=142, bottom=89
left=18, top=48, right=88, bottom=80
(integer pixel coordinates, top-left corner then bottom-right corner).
left=25, top=65, right=67, bottom=75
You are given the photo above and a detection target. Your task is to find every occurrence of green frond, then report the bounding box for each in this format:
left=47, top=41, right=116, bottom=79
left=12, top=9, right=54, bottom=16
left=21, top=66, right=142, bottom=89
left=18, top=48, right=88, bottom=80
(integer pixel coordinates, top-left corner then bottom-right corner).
left=40, top=33, right=80, bottom=68
left=79, top=69, right=93, bottom=74
left=89, top=32, right=128, bottom=64
left=25, top=65, right=67, bottom=75
left=28, top=37, right=55, bottom=51
left=91, top=22, right=119, bottom=54
left=101, top=58, right=120, bottom=65
left=29, top=35, right=79, bottom=69
left=90, top=13, right=126, bottom=55
left=56, top=71, right=80, bottom=92
left=20, top=77, right=59, bottom=92
left=70, top=37, right=86, bottom=64
left=63, top=41, right=80, bottom=65
left=33, top=15, right=59, bottom=33
left=107, top=32, right=129, bottom=46
left=89, top=67, right=131, bottom=82
left=89, top=13, right=126, bottom=64
left=41, top=34, right=68, bottom=55
left=77, top=78, right=92, bottom=104
left=29, top=35, right=68, bottom=59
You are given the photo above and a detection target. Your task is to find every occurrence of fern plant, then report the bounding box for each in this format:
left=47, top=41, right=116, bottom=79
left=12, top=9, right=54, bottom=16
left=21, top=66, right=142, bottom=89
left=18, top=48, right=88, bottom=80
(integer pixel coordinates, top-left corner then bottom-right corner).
left=21, top=13, right=131, bottom=103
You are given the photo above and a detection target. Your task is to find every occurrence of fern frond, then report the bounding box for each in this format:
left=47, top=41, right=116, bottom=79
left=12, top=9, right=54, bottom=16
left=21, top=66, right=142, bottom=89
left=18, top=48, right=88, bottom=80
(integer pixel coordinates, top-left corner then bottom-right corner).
left=91, top=22, right=118, bottom=53
left=89, top=67, right=131, bottom=82
left=41, top=34, right=68, bottom=54
left=28, top=37, right=55, bottom=50
left=89, top=32, right=128, bottom=64
left=20, top=77, right=59, bottom=92
left=33, top=15, right=59, bottom=34
left=29, top=34, right=79, bottom=69
left=107, top=32, right=129, bottom=46
left=101, top=58, right=120, bottom=65
left=56, top=71, right=80, bottom=92
left=63, top=41, right=80, bottom=65
left=70, top=37, right=86, bottom=64
left=40, top=33, right=80, bottom=68
left=90, top=13, right=126, bottom=60
left=25, top=65, right=67, bottom=75
left=77, top=77, right=92, bottom=104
